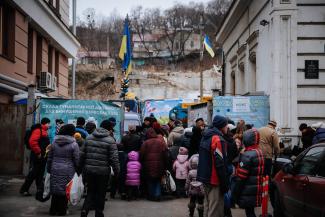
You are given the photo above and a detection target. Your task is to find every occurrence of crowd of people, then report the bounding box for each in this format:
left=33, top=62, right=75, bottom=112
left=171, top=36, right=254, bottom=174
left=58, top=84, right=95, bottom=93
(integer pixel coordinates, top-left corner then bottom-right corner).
left=19, top=114, right=325, bottom=217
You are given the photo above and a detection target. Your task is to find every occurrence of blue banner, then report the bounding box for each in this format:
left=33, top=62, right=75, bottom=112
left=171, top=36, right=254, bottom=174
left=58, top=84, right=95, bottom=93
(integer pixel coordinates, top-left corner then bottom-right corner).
left=213, top=96, right=270, bottom=128
left=39, top=99, right=122, bottom=142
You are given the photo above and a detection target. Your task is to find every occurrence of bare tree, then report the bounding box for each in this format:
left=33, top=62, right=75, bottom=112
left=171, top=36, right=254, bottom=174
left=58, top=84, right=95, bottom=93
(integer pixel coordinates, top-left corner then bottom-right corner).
left=130, top=7, right=163, bottom=61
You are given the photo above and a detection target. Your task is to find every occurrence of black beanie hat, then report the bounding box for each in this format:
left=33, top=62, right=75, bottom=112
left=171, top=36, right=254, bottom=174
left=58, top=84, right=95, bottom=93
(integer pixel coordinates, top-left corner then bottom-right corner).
left=108, top=117, right=117, bottom=127
left=58, top=124, right=76, bottom=136
left=41, top=117, right=51, bottom=125
left=212, top=115, right=228, bottom=129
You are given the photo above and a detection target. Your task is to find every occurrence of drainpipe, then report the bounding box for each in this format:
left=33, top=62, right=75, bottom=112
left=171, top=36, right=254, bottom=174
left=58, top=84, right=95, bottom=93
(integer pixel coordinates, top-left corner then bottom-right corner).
left=72, top=0, right=77, bottom=99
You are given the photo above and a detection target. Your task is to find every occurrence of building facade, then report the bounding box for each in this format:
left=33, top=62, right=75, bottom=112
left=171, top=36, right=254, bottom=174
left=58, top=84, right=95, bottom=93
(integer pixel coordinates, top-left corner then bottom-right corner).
left=0, top=0, right=80, bottom=104
left=216, top=0, right=325, bottom=145
left=133, top=31, right=201, bottom=64
left=0, top=0, right=79, bottom=175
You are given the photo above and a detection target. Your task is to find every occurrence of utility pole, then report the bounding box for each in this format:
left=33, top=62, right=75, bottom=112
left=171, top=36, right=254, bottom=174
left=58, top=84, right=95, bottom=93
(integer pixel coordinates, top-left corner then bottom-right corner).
left=72, top=0, right=77, bottom=99
left=23, top=85, right=35, bottom=175
left=199, top=14, right=204, bottom=101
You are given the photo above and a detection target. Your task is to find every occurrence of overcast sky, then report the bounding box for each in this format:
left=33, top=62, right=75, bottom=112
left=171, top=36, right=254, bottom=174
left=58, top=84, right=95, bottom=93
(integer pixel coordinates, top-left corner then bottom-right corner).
left=76, top=0, right=212, bottom=19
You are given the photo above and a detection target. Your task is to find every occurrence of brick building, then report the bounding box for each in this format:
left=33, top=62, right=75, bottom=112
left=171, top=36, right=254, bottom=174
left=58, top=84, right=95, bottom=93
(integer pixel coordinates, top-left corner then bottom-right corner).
left=0, top=0, right=80, bottom=104
left=0, top=0, right=79, bottom=175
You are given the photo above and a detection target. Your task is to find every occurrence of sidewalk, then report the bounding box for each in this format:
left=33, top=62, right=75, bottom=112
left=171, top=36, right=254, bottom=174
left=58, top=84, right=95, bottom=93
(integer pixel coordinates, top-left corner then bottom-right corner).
left=0, top=177, right=272, bottom=217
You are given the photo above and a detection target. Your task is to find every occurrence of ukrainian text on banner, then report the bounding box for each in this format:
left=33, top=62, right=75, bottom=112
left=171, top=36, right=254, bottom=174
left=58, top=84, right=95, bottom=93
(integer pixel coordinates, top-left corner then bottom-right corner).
left=213, top=96, right=270, bottom=128
left=142, top=99, right=182, bottom=125
left=40, top=99, right=122, bottom=142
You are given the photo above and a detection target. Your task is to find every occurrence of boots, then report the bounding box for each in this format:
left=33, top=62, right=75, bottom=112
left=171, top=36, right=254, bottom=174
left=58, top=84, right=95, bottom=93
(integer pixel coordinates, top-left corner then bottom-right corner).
left=188, top=203, right=196, bottom=217
left=197, top=204, right=204, bottom=217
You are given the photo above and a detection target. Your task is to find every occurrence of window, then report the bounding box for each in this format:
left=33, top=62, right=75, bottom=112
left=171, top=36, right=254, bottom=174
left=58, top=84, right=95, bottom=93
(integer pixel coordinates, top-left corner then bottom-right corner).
left=55, top=50, right=59, bottom=86
left=190, top=41, right=194, bottom=48
left=294, top=146, right=325, bottom=176
left=317, top=158, right=325, bottom=178
left=48, top=45, right=53, bottom=73
left=36, top=34, right=42, bottom=75
left=56, top=0, right=60, bottom=12
left=0, top=2, right=15, bottom=61
left=27, top=28, right=34, bottom=74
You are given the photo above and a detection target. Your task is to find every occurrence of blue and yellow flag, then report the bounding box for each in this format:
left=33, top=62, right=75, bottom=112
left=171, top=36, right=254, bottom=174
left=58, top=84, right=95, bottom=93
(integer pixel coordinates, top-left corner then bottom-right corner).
left=119, top=18, right=132, bottom=76
left=203, top=35, right=215, bottom=58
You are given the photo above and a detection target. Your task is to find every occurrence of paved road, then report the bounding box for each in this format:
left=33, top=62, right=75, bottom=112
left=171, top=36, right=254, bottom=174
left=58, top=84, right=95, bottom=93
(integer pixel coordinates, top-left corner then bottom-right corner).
left=0, top=178, right=271, bottom=217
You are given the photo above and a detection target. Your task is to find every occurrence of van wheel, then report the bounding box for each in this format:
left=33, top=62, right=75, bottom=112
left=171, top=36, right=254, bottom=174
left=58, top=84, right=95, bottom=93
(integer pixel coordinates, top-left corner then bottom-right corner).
left=273, top=189, right=284, bottom=217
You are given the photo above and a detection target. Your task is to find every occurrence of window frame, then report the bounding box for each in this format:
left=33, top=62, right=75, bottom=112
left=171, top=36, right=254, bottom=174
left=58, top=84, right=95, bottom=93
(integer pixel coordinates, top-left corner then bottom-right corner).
left=293, top=146, right=325, bottom=177
left=27, top=27, right=34, bottom=74
left=0, top=2, right=15, bottom=62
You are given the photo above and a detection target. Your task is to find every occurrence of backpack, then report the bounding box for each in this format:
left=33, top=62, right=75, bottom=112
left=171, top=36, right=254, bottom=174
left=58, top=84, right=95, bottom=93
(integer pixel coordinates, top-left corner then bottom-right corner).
left=24, top=124, right=42, bottom=150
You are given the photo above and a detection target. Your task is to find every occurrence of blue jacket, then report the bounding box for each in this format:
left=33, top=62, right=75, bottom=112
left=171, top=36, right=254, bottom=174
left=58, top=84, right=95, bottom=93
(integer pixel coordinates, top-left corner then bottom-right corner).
left=197, top=127, right=228, bottom=193
left=312, top=128, right=325, bottom=145
left=76, top=126, right=89, bottom=139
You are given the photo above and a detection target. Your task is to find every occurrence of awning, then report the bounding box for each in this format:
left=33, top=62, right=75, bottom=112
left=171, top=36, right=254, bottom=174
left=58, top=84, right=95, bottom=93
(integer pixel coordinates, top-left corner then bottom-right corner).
left=13, top=92, right=49, bottom=104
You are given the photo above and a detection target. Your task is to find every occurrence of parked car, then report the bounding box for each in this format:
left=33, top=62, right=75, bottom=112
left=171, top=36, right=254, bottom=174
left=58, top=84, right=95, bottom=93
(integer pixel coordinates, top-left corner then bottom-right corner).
left=271, top=143, right=325, bottom=217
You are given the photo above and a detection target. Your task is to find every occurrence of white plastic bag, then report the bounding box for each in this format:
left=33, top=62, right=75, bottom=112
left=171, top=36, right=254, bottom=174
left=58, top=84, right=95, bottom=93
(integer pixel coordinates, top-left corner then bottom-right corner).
left=66, top=173, right=84, bottom=206
left=43, top=173, right=51, bottom=199
left=167, top=170, right=176, bottom=192
left=161, top=170, right=176, bottom=193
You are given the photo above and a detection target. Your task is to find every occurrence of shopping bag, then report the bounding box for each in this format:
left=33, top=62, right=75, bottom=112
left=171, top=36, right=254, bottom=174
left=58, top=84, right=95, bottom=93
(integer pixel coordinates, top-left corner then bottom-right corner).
left=161, top=170, right=176, bottom=193
left=43, top=173, right=51, bottom=199
left=66, top=173, right=84, bottom=206
left=167, top=170, right=176, bottom=192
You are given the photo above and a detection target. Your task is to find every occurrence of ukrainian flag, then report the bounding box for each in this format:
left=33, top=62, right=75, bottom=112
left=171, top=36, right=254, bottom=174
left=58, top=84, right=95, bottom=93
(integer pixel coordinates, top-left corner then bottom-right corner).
left=203, top=35, right=215, bottom=58
left=119, top=19, right=132, bottom=76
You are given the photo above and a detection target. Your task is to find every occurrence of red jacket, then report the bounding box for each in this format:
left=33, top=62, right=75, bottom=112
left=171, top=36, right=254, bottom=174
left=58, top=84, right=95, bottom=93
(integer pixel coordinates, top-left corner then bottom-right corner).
left=29, top=124, right=49, bottom=155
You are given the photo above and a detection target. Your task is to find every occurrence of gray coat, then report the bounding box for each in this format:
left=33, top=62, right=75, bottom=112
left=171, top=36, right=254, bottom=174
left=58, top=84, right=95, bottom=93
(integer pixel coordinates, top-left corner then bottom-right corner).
left=80, top=127, right=120, bottom=176
left=47, top=135, right=79, bottom=195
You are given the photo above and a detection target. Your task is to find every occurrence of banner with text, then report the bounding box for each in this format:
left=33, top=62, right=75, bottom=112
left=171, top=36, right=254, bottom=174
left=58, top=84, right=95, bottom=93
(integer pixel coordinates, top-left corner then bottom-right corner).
left=213, top=96, right=270, bottom=128
left=40, top=99, right=122, bottom=142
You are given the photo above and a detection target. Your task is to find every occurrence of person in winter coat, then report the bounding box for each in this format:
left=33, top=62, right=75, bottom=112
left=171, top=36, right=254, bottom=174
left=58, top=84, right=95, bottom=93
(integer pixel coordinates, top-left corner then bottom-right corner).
left=173, top=147, right=190, bottom=197
left=190, top=118, right=205, bottom=156
left=167, top=120, right=184, bottom=147
left=153, top=122, right=168, bottom=146
left=55, top=119, right=64, bottom=135
left=75, top=117, right=89, bottom=139
left=258, top=120, right=280, bottom=177
left=125, top=151, right=141, bottom=200
left=85, top=121, right=96, bottom=135
left=20, top=117, right=51, bottom=197
left=197, top=115, right=229, bottom=217
left=47, top=124, right=79, bottom=216
left=299, top=123, right=315, bottom=150
left=121, top=125, right=142, bottom=153
left=140, top=128, right=168, bottom=201
left=232, top=129, right=265, bottom=217
left=311, top=122, right=325, bottom=145
left=185, top=154, right=204, bottom=217
left=79, top=119, right=120, bottom=217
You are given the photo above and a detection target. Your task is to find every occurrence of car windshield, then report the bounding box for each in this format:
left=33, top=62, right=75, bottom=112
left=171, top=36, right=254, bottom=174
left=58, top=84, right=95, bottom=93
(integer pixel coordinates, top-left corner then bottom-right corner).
left=124, top=119, right=140, bottom=132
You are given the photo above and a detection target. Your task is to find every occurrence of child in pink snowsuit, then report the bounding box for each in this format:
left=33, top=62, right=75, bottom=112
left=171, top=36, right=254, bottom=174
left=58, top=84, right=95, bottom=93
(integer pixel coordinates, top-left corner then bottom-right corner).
left=125, top=151, right=141, bottom=200
left=173, top=147, right=189, bottom=197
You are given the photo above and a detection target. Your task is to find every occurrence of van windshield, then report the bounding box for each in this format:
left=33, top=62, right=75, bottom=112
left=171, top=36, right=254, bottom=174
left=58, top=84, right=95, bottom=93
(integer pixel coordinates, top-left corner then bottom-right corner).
left=124, top=119, right=141, bottom=132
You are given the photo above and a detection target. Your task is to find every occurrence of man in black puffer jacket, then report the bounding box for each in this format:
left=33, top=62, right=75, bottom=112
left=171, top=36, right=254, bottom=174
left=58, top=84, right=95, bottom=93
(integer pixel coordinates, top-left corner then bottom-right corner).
left=80, top=119, right=120, bottom=217
left=233, top=129, right=265, bottom=217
